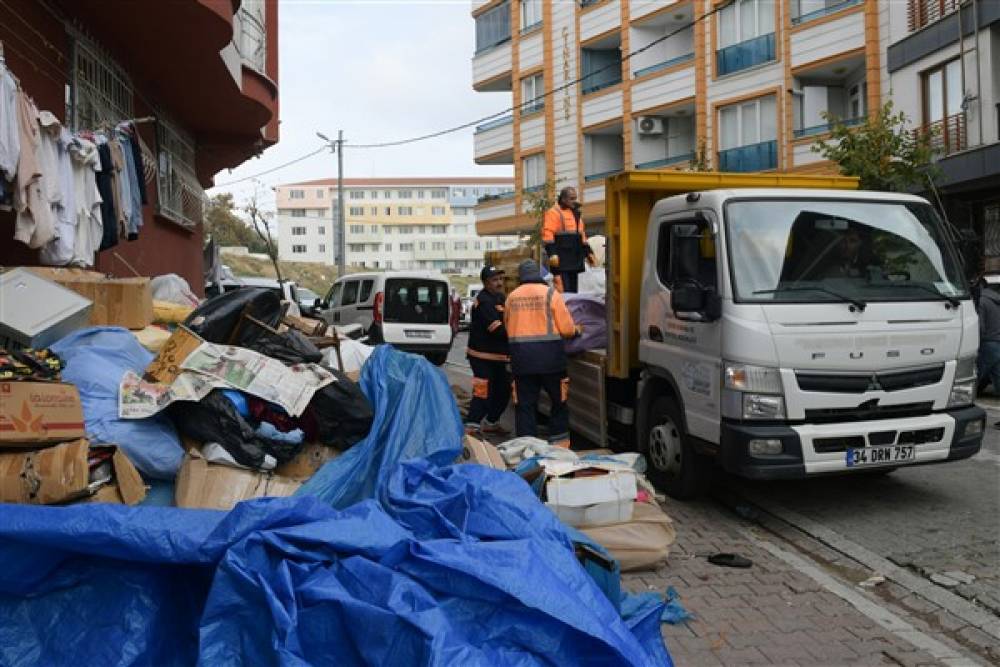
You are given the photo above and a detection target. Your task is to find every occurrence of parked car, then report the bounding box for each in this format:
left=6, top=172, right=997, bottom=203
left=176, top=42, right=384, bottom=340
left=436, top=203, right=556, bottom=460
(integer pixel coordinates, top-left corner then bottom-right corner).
left=295, top=287, right=320, bottom=316
left=315, top=271, right=454, bottom=365
left=205, top=277, right=302, bottom=316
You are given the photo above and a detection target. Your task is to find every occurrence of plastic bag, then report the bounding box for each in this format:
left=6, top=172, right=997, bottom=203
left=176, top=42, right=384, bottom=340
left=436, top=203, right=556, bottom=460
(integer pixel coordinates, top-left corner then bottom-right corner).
left=321, top=337, right=374, bottom=372
left=299, top=369, right=374, bottom=450
left=183, top=287, right=281, bottom=345
left=50, top=327, right=184, bottom=480
left=297, top=346, right=462, bottom=507
left=149, top=273, right=199, bottom=307
left=247, top=328, right=322, bottom=365
left=564, top=294, right=607, bottom=355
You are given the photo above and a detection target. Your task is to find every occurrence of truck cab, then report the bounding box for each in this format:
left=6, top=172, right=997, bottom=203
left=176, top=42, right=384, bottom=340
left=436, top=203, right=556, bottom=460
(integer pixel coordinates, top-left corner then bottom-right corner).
left=570, top=173, right=985, bottom=498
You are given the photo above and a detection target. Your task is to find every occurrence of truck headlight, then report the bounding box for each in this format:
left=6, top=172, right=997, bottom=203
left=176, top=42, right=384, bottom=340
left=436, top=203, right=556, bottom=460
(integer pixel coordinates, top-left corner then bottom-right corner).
left=948, top=356, right=977, bottom=408
left=723, top=363, right=785, bottom=420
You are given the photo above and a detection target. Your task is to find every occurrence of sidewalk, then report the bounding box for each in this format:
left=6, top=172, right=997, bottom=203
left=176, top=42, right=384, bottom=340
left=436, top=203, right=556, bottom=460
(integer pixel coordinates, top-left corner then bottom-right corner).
left=447, top=368, right=948, bottom=666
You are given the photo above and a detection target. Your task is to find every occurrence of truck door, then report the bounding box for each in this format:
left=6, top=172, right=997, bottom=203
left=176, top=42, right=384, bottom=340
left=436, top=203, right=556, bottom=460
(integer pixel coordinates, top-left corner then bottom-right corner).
left=644, top=214, right=723, bottom=444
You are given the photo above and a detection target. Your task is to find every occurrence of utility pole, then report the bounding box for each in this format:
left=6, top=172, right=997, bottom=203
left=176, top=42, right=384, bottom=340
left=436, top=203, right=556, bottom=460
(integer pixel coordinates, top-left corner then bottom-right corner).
left=318, top=131, right=346, bottom=276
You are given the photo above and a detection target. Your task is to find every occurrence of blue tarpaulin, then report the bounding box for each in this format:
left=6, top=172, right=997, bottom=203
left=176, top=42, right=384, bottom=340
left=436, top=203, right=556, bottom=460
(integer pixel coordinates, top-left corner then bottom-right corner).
left=0, top=345, right=672, bottom=665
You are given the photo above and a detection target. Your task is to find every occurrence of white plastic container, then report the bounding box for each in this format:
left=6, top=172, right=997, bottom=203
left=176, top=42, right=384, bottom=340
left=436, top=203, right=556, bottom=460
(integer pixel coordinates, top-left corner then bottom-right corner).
left=0, top=268, right=93, bottom=349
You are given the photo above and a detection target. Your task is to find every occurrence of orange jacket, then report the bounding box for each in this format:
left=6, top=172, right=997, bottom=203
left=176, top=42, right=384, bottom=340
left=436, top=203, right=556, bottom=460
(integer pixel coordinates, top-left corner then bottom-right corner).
left=504, top=280, right=578, bottom=374
left=542, top=204, right=586, bottom=244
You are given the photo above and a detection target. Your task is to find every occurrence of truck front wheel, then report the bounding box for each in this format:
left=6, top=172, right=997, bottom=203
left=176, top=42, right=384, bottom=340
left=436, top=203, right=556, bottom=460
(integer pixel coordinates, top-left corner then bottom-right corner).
left=643, top=395, right=710, bottom=499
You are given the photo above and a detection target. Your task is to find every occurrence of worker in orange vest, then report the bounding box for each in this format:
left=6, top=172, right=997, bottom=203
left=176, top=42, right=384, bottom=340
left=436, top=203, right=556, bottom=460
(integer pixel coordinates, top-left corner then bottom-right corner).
left=504, top=259, right=582, bottom=448
left=543, top=186, right=595, bottom=293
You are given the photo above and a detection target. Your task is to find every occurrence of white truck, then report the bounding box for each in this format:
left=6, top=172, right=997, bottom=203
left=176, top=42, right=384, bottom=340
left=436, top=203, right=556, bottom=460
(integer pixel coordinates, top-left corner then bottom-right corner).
left=569, top=172, right=985, bottom=498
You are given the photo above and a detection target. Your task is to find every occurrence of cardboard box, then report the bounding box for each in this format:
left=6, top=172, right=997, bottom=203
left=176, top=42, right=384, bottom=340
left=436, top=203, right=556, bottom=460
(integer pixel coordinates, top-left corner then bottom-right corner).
left=0, top=268, right=93, bottom=350
left=0, top=381, right=86, bottom=446
left=143, top=326, right=204, bottom=384
left=27, top=267, right=153, bottom=330
left=544, top=461, right=637, bottom=528
left=0, top=439, right=146, bottom=505
left=175, top=450, right=302, bottom=510
left=274, top=441, right=341, bottom=480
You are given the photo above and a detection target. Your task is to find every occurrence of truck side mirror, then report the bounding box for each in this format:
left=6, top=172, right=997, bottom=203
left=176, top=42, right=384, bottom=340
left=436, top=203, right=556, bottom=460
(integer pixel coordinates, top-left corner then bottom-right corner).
left=671, top=284, right=721, bottom=322
left=314, top=298, right=324, bottom=310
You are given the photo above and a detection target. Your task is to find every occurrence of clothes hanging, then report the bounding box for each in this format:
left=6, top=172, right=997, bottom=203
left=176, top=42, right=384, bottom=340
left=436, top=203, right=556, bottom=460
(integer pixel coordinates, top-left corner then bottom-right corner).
left=69, top=136, right=103, bottom=265
left=95, top=138, right=118, bottom=251
left=117, top=129, right=142, bottom=240
left=12, top=91, right=54, bottom=249
left=38, top=119, right=77, bottom=266
left=0, top=60, right=18, bottom=181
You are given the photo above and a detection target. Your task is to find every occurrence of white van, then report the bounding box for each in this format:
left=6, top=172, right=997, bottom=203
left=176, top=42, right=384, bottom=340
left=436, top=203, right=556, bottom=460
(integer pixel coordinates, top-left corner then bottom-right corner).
left=316, top=271, right=454, bottom=365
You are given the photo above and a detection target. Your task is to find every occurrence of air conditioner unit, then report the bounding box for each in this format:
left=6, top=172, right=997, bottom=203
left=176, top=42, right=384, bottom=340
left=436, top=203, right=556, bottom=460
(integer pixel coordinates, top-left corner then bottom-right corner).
left=637, top=116, right=664, bottom=136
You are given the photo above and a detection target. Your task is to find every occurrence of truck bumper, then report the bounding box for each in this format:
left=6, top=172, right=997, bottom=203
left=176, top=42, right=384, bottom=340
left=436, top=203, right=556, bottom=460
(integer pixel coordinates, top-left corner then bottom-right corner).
left=720, top=405, right=985, bottom=480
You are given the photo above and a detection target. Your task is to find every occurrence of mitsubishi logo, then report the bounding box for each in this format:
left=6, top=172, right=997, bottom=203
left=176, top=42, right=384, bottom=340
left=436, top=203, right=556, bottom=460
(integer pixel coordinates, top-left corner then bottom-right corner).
left=865, top=375, right=882, bottom=392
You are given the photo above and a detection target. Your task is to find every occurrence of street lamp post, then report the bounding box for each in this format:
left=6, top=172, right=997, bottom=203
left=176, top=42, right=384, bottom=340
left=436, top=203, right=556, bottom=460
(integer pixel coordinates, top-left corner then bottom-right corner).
left=317, top=131, right=346, bottom=277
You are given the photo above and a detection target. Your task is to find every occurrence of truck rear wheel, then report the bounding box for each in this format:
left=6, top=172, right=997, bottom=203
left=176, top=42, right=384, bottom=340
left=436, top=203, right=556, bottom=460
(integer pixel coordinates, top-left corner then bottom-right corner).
left=643, top=395, right=710, bottom=499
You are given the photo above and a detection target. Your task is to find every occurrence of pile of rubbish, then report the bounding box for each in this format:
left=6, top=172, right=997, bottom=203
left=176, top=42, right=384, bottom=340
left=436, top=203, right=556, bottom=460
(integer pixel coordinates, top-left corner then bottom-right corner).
left=0, top=267, right=676, bottom=664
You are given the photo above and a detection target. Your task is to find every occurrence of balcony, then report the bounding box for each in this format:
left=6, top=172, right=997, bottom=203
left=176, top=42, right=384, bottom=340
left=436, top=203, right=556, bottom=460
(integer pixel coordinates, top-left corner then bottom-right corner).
left=474, top=115, right=514, bottom=165
left=473, top=1, right=513, bottom=91
left=717, top=33, right=776, bottom=76
left=582, top=35, right=623, bottom=95
left=636, top=154, right=694, bottom=170
left=580, top=0, right=622, bottom=42
left=633, top=106, right=695, bottom=171
left=918, top=112, right=967, bottom=158
left=585, top=168, right=623, bottom=182
left=718, top=140, right=778, bottom=172
left=793, top=115, right=863, bottom=138
left=791, top=0, right=862, bottom=26
left=584, top=125, right=624, bottom=184
left=634, top=52, right=694, bottom=78
left=907, top=0, right=960, bottom=32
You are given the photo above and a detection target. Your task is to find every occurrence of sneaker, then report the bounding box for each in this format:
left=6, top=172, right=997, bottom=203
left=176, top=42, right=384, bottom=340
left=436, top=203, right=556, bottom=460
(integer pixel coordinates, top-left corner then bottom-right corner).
left=480, top=421, right=509, bottom=436
left=464, top=423, right=481, bottom=436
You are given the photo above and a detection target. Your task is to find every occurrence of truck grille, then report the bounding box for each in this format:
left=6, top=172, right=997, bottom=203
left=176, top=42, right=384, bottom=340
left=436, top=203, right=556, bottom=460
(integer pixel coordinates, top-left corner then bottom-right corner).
left=813, top=427, right=944, bottom=453
left=796, top=365, right=943, bottom=394
left=803, top=401, right=933, bottom=424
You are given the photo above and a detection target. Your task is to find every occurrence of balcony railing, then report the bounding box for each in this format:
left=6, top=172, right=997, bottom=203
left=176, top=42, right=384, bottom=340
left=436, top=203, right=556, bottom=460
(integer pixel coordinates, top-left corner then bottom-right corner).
left=584, top=168, right=623, bottom=182
left=918, top=112, right=967, bottom=157
left=582, top=76, right=621, bottom=95
left=791, top=0, right=862, bottom=26
left=633, top=52, right=695, bottom=78
left=581, top=0, right=601, bottom=7
left=907, top=0, right=960, bottom=32
left=475, top=115, right=513, bottom=133
left=521, top=99, right=545, bottom=115
left=793, top=115, right=864, bottom=138
left=718, top=140, right=778, bottom=172
left=635, top=154, right=694, bottom=170
left=717, top=33, right=776, bottom=76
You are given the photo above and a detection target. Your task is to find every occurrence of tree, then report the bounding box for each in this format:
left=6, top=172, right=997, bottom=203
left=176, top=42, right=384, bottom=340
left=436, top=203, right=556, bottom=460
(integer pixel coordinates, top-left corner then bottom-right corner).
left=685, top=138, right=712, bottom=172
left=204, top=193, right=269, bottom=253
left=811, top=100, right=938, bottom=192
left=522, top=179, right=557, bottom=261
left=245, top=193, right=283, bottom=284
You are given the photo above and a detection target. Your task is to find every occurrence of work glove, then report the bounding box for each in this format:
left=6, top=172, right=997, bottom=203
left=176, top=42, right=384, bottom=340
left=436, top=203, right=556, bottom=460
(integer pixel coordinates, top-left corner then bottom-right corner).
left=548, top=255, right=560, bottom=269
left=574, top=324, right=584, bottom=338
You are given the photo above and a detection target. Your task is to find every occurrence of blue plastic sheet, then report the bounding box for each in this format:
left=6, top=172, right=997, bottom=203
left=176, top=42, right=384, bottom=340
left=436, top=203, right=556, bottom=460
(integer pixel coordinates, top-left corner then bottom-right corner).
left=50, top=327, right=184, bottom=479
left=298, top=345, right=463, bottom=507
left=0, top=462, right=671, bottom=666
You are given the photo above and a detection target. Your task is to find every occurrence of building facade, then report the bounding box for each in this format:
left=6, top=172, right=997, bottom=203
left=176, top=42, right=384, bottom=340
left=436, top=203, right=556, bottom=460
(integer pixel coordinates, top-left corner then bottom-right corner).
left=470, top=0, right=895, bottom=237
left=0, top=0, right=280, bottom=293
left=274, top=178, right=518, bottom=274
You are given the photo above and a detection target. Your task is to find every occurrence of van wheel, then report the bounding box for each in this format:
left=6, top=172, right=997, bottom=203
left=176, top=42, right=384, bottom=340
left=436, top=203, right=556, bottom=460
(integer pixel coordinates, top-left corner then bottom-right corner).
left=643, top=395, right=710, bottom=499
left=427, top=352, right=448, bottom=366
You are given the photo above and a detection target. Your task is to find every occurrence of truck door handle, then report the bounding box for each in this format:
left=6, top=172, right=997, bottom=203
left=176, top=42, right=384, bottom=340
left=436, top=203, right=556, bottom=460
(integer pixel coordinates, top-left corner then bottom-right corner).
left=649, top=325, right=663, bottom=342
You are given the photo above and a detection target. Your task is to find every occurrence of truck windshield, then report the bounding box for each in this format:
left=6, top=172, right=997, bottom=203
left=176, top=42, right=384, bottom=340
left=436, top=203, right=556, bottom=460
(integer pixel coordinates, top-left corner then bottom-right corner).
left=725, top=199, right=968, bottom=304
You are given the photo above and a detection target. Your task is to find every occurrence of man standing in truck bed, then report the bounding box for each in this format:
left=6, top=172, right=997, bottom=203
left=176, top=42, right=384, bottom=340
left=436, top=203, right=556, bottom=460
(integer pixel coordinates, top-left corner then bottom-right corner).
left=543, top=186, right=594, bottom=293
left=504, top=259, right=581, bottom=447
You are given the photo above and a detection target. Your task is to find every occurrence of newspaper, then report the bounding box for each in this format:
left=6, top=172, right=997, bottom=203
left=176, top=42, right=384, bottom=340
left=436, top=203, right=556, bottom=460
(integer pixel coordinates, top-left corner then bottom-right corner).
left=179, top=342, right=335, bottom=417
left=119, top=370, right=217, bottom=419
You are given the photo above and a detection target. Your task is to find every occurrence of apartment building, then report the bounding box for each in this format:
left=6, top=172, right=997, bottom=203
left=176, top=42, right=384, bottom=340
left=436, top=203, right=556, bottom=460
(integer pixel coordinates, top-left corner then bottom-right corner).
left=885, top=0, right=1000, bottom=271
left=470, top=0, right=886, bottom=236
left=274, top=178, right=519, bottom=273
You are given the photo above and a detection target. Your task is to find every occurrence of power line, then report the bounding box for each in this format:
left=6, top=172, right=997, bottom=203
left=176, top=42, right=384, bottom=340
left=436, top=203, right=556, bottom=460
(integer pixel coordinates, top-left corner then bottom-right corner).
left=212, top=146, right=330, bottom=187
left=348, top=4, right=722, bottom=149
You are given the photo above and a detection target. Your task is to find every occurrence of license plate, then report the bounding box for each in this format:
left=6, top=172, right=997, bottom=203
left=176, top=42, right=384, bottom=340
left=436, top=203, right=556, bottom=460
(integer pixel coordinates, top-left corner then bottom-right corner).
left=404, top=330, right=432, bottom=339
left=846, top=445, right=914, bottom=467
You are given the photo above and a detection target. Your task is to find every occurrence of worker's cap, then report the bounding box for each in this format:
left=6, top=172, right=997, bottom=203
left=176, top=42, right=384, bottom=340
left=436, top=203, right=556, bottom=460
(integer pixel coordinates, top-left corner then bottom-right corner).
left=480, top=265, right=504, bottom=282
left=518, top=259, right=542, bottom=283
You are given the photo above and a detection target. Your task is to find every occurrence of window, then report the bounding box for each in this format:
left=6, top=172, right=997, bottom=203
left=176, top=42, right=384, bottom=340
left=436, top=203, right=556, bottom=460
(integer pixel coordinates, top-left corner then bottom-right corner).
left=717, top=0, right=776, bottom=75
left=318, top=244, right=326, bottom=253
left=350, top=191, right=365, bottom=199
left=292, top=244, right=306, bottom=253
left=475, top=0, right=511, bottom=53
left=432, top=206, right=446, bottom=216
left=521, top=73, right=545, bottom=113
left=291, top=209, right=306, bottom=217
left=454, top=224, right=469, bottom=233
left=655, top=222, right=717, bottom=290
left=400, top=243, right=414, bottom=251
left=384, top=226, right=393, bottom=234
left=385, top=243, right=393, bottom=251
left=384, top=190, right=393, bottom=199
left=400, top=225, right=413, bottom=234
left=348, top=243, right=365, bottom=252
left=433, top=225, right=446, bottom=234
left=398, top=206, right=414, bottom=215
left=371, top=225, right=378, bottom=234
left=453, top=208, right=470, bottom=217
left=487, top=241, right=494, bottom=250
left=384, top=207, right=392, bottom=216
left=521, top=0, right=542, bottom=30
left=342, top=281, right=359, bottom=306
left=581, top=46, right=622, bottom=94
left=908, top=0, right=960, bottom=31
left=848, top=81, right=867, bottom=119
left=398, top=189, right=413, bottom=199
left=324, top=282, right=343, bottom=308
left=433, top=241, right=446, bottom=251
left=291, top=226, right=306, bottom=235
left=453, top=188, right=465, bottom=197
left=360, top=280, right=375, bottom=302
left=349, top=206, right=365, bottom=216
left=417, top=190, right=425, bottom=198
left=370, top=207, right=378, bottom=216
left=419, top=241, right=427, bottom=250
left=454, top=241, right=468, bottom=250
left=923, top=58, right=965, bottom=154
left=431, top=188, right=447, bottom=198
left=289, top=190, right=305, bottom=199
left=474, top=241, right=482, bottom=250
left=68, top=31, right=134, bottom=131
left=316, top=189, right=324, bottom=198
left=522, top=154, right=546, bottom=190
left=718, top=96, right=778, bottom=171
left=350, top=224, right=365, bottom=234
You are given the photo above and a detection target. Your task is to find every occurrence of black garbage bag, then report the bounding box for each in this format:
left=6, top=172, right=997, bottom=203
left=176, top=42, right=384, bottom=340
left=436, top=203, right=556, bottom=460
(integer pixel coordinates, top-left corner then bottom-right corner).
left=247, top=328, right=322, bottom=365
left=300, top=370, right=374, bottom=451
left=169, top=390, right=303, bottom=468
left=184, top=288, right=282, bottom=346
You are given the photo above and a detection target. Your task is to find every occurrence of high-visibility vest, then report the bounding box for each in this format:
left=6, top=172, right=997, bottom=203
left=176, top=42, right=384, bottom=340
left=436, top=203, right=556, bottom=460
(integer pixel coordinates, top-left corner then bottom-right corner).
left=542, top=205, right=586, bottom=244
left=504, top=281, right=578, bottom=374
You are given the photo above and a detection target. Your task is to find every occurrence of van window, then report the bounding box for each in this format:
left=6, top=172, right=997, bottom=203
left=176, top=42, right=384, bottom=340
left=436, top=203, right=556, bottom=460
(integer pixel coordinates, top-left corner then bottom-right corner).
left=360, top=279, right=374, bottom=302
left=384, top=278, right=449, bottom=324
left=342, top=280, right=360, bottom=306
left=325, top=283, right=343, bottom=308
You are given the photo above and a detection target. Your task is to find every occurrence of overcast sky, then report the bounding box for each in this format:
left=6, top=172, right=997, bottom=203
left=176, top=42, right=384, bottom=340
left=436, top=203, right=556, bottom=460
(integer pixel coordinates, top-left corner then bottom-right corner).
left=210, top=0, right=514, bottom=209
